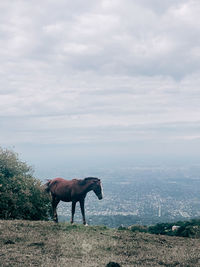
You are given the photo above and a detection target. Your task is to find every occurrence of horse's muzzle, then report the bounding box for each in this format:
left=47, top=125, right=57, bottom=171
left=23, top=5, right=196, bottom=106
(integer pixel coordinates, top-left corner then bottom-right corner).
left=98, top=194, right=103, bottom=200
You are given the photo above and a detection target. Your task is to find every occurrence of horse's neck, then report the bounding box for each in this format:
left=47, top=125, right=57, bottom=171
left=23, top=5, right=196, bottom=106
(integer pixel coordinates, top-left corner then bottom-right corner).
left=81, top=182, right=92, bottom=195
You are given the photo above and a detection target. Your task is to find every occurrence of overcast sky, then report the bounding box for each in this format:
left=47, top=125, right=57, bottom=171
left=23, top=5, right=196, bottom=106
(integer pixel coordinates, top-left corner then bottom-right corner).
left=1, top=0, right=200, bottom=173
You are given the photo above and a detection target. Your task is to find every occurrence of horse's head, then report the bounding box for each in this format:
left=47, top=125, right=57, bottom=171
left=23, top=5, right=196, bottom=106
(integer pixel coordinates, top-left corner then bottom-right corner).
left=85, top=177, right=103, bottom=200
left=93, top=178, right=103, bottom=200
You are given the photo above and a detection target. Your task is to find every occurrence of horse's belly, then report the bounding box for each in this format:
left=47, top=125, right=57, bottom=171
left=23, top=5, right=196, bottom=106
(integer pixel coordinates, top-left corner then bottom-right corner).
left=60, top=196, right=72, bottom=202
left=55, top=186, right=72, bottom=202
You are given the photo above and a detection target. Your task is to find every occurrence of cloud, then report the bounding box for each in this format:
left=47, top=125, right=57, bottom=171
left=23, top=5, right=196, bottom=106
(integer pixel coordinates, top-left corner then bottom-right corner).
left=1, top=0, right=199, bottom=76
left=0, top=0, right=200, bottom=164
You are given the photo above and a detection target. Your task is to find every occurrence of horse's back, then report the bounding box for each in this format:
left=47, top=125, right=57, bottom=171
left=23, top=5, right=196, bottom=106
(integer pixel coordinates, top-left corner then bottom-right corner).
left=48, top=177, right=79, bottom=201
left=52, top=177, right=68, bottom=183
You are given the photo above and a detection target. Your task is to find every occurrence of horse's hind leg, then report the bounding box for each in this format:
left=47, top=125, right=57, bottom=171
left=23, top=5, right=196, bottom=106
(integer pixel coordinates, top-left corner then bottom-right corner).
left=70, top=201, right=76, bottom=224
left=52, top=195, right=60, bottom=223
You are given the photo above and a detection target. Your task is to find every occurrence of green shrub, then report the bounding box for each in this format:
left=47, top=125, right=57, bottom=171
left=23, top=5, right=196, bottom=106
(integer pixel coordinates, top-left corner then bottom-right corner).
left=0, top=147, right=51, bottom=220
left=129, top=225, right=148, bottom=233
left=148, top=223, right=174, bottom=235
left=176, top=224, right=200, bottom=238
left=118, top=225, right=127, bottom=230
left=148, top=219, right=200, bottom=238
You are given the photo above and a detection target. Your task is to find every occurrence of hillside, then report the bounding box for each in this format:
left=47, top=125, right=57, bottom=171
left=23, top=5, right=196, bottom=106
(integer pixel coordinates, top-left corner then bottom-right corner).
left=0, top=220, right=200, bottom=267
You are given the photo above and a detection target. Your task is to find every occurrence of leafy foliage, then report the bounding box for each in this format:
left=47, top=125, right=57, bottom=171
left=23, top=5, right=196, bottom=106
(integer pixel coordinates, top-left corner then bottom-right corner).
left=148, top=219, right=200, bottom=238
left=121, top=219, right=200, bottom=238
left=148, top=222, right=174, bottom=235
left=128, top=224, right=148, bottom=233
left=0, top=147, right=51, bottom=220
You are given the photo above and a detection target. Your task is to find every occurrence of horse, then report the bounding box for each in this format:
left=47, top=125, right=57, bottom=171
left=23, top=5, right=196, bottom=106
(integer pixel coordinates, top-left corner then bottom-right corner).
left=45, top=177, right=103, bottom=224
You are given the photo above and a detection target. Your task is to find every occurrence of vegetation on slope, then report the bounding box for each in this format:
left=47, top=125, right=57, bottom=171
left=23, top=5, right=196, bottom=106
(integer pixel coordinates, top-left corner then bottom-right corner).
left=1, top=220, right=200, bottom=267
left=0, top=147, right=51, bottom=220
left=127, top=219, right=200, bottom=238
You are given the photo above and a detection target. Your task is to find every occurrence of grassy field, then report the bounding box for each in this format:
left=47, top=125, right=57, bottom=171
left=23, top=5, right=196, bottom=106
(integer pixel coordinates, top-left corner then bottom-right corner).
left=0, top=220, right=200, bottom=267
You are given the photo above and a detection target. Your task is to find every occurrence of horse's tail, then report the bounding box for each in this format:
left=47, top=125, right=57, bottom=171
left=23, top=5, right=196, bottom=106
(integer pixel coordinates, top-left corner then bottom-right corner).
left=44, top=179, right=52, bottom=193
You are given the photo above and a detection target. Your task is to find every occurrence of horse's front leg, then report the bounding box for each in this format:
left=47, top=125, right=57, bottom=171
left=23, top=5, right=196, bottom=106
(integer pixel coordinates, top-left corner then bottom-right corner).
left=79, top=198, right=86, bottom=225
left=71, top=201, right=76, bottom=224
left=52, top=196, right=60, bottom=223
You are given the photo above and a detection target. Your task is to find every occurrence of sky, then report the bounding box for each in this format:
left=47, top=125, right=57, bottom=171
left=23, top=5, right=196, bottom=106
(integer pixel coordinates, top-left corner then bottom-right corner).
left=1, top=0, right=200, bottom=175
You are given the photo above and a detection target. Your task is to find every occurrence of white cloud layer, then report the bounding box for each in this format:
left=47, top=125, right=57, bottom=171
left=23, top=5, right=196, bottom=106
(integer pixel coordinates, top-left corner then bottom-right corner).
left=0, top=0, right=200, bottom=164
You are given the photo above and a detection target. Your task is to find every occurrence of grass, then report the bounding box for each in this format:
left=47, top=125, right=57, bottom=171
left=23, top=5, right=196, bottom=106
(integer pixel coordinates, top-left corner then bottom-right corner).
left=0, top=220, right=200, bottom=266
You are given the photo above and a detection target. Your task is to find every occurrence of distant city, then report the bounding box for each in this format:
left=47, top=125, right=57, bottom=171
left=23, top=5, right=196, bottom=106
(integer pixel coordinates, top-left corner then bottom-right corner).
left=40, top=165, right=200, bottom=227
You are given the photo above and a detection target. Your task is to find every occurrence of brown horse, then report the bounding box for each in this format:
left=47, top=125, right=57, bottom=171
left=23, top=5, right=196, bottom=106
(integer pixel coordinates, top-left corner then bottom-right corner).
left=45, top=177, right=103, bottom=224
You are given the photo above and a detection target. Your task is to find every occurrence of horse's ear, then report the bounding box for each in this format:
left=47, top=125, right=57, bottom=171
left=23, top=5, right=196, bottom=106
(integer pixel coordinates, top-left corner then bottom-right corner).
left=93, top=178, right=100, bottom=183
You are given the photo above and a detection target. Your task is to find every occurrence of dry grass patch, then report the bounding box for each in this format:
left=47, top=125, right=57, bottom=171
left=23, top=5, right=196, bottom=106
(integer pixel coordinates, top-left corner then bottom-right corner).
left=0, top=220, right=200, bottom=266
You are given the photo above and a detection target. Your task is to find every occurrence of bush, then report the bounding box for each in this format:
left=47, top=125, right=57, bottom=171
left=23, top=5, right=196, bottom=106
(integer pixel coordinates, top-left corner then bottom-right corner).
left=118, top=225, right=127, bottom=230
left=149, top=223, right=168, bottom=235
left=0, top=147, right=51, bottom=220
left=148, top=219, right=200, bottom=238
left=129, top=225, right=148, bottom=233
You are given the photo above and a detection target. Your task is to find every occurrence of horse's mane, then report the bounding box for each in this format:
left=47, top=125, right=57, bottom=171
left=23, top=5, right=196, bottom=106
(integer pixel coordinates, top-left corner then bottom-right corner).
left=78, top=177, right=99, bottom=185
left=84, top=177, right=99, bottom=181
